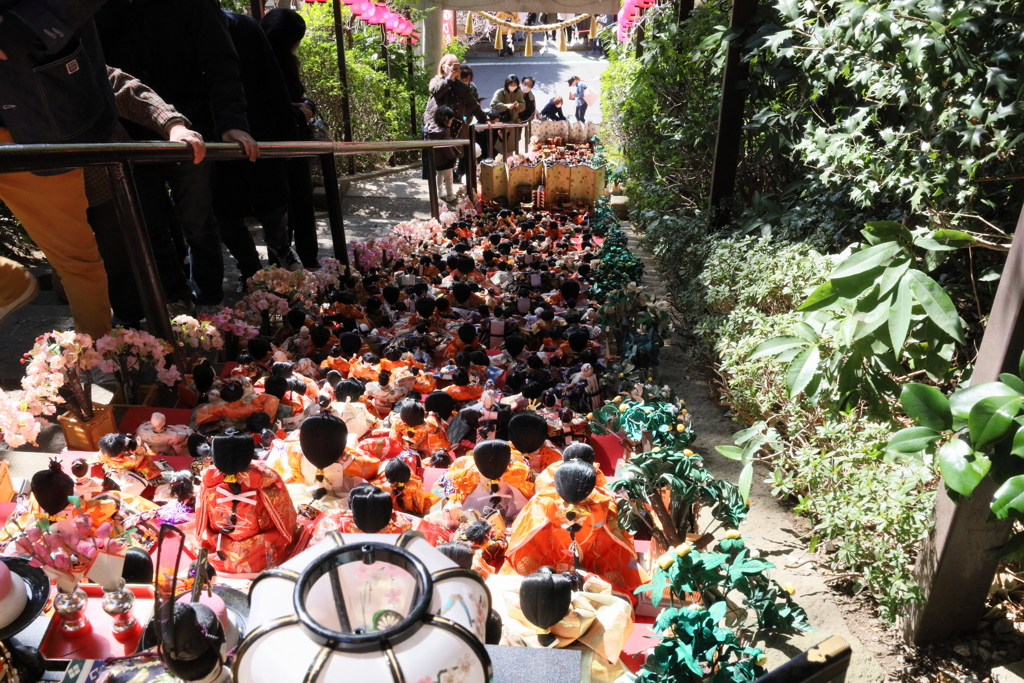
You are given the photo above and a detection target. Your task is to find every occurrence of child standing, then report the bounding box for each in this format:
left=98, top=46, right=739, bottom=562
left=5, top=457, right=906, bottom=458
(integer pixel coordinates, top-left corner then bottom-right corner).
left=567, top=76, right=589, bottom=123
left=427, top=105, right=464, bottom=204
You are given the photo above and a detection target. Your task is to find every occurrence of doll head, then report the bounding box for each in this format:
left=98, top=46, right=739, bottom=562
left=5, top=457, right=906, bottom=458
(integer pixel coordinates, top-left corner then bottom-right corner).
left=334, top=378, right=364, bottom=402
left=264, top=375, right=289, bottom=400
left=456, top=256, right=475, bottom=275
left=469, top=350, right=490, bottom=367
left=325, top=369, right=342, bottom=388
left=31, top=460, right=75, bottom=516
left=99, top=433, right=135, bottom=459
left=568, top=329, right=590, bottom=353
left=383, top=458, right=411, bottom=511
left=508, top=412, right=548, bottom=454
left=192, top=359, right=216, bottom=398
left=286, top=309, right=307, bottom=331
left=398, top=399, right=426, bottom=427
left=247, top=337, right=271, bottom=362
left=167, top=471, right=196, bottom=504
left=504, top=335, right=526, bottom=358
left=219, top=381, right=245, bottom=403
left=164, top=602, right=226, bottom=682
left=472, top=439, right=512, bottom=481
left=415, top=297, right=437, bottom=319
left=424, top=391, right=455, bottom=421
left=211, top=433, right=255, bottom=482
left=299, top=413, right=349, bottom=500
left=349, top=484, right=393, bottom=533
left=452, top=282, right=472, bottom=305
left=271, top=361, right=293, bottom=378
left=520, top=567, right=572, bottom=632
left=562, top=442, right=595, bottom=465
left=70, top=458, right=89, bottom=480
left=382, top=285, right=400, bottom=305
left=457, top=323, right=477, bottom=345
left=435, top=542, right=473, bottom=569
left=151, top=412, right=168, bottom=433
left=309, top=326, right=331, bottom=349
left=554, top=460, right=596, bottom=505
left=339, top=333, right=362, bottom=358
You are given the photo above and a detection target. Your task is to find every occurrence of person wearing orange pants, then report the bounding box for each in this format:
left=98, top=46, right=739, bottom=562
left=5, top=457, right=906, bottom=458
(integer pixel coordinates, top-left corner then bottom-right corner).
left=0, top=255, right=39, bottom=326
left=0, top=128, right=112, bottom=339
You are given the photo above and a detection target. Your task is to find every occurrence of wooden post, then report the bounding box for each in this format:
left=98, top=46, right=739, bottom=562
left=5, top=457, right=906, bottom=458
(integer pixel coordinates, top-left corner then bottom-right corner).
left=249, top=0, right=264, bottom=20
left=332, top=0, right=356, bottom=174
left=406, top=18, right=418, bottom=135
left=634, top=10, right=644, bottom=59
left=708, top=0, right=757, bottom=227
left=678, top=0, right=695, bottom=22
left=902, top=206, right=1024, bottom=644
left=380, top=25, right=396, bottom=167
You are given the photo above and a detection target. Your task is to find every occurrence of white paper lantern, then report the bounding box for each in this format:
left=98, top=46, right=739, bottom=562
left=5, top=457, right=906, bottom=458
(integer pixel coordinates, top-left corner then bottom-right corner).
left=234, top=531, right=493, bottom=683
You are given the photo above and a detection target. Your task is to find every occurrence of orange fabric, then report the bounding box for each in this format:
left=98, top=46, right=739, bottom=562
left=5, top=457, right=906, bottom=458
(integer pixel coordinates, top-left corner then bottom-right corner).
left=194, top=394, right=280, bottom=426
left=371, top=472, right=440, bottom=516
left=506, top=487, right=642, bottom=597
left=98, top=442, right=163, bottom=480
left=349, top=358, right=381, bottom=382
left=320, top=355, right=352, bottom=375
left=436, top=454, right=535, bottom=503
left=388, top=417, right=451, bottom=457
left=269, top=432, right=381, bottom=484
left=443, top=338, right=481, bottom=361
left=443, top=384, right=484, bottom=402
left=512, top=441, right=564, bottom=474
left=195, top=462, right=297, bottom=574
left=535, top=460, right=609, bottom=494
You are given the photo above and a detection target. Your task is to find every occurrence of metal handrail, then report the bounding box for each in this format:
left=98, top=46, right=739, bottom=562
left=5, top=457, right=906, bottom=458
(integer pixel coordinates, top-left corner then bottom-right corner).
left=0, top=136, right=473, bottom=371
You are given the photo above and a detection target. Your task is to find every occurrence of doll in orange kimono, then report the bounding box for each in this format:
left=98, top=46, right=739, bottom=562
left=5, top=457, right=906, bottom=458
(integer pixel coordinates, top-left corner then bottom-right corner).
left=443, top=369, right=484, bottom=404
left=308, top=483, right=451, bottom=547
left=403, top=297, right=446, bottom=332
left=535, top=443, right=608, bottom=494
left=388, top=399, right=450, bottom=459
left=194, top=432, right=297, bottom=574
left=194, top=380, right=280, bottom=429
left=371, top=458, right=439, bottom=516
left=509, top=412, right=564, bottom=474
left=348, top=352, right=382, bottom=382
left=506, top=460, right=642, bottom=599
left=443, top=323, right=482, bottom=362
left=547, top=280, right=587, bottom=309
left=267, top=414, right=380, bottom=495
left=451, top=519, right=508, bottom=578
left=434, top=439, right=535, bottom=527
left=96, top=432, right=165, bottom=482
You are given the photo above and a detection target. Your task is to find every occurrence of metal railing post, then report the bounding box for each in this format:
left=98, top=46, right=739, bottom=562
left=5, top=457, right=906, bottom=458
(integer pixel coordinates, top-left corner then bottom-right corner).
left=466, top=123, right=477, bottom=200
left=487, top=125, right=494, bottom=160
left=107, top=162, right=184, bottom=372
left=319, top=153, right=349, bottom=267
left=425, top=149, right=440, bottom=218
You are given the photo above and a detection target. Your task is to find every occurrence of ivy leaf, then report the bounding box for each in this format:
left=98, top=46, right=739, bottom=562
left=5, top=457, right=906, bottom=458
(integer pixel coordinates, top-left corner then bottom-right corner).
left=906, top=270, right=965, bottom=344
left=938, top=439, right=990, bottom=498
left=991, top=475, right=1024, bottom=521
left=887, top=426, right=941, bottom=454
left=786, top=345, right=821, bottom=397
left=901, top=383, right=953, bottom=431
left=969, top=396, right=1021, bottom=450
left=748, top=336, right=807, bottom=360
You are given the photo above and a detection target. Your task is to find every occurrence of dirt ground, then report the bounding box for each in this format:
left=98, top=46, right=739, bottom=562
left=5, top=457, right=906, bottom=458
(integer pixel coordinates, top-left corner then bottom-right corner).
left=625, top=224, right=1024, bottom=683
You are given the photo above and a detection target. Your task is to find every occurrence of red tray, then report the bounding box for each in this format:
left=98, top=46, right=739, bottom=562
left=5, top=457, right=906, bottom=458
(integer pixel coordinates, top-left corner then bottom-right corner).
left=39, top=584, right=154, bottom=661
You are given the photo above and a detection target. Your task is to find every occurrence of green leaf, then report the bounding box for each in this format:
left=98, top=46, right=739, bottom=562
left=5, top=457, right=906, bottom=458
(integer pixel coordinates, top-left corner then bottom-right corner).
left=950, top=382, right=1021, bottom=420
left=931, top=230, right=976, bottom=248
left=1011, top=427, right=1024, bottom=459
left=1000, top=373, right=1024, bottom=396
left=708, top=601, right=728, bottom=623
left=991, top=475, right=1024, bottom=520
left=831, top=242, right=903, bottom=281
left=748, top=336, right=807, bottom=360
left=889, top=274, right=913, bottom=354
left=1001, top=532, right=1024, bottom=562
left=906, top=270, right=965, bottom=344
left=792, top=322, right=820, bottom=344
left=901, top=383, right=953, bottom=431
left=969, top=396, right=1022, bottom=450
left=715, top=445, right=743, bottom=461
left=938, top=439, right=990, bottom=497
left=861, top=221, right=911, bottom=245
left=887, top=427, right=941, bottom=454
left=798, top=280, right=840, bottom=312
left=738, top=461, right=753, bottom=501
left=786, top=345, right=821, bottom=398
left=1019, top=347, right=1024, bottom=380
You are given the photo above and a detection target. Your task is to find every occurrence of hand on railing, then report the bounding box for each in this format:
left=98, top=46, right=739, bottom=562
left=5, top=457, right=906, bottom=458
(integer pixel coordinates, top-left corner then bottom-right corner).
left=167, top=124, right=206, bottom=164
left=222, top=129, right=259, bottom=162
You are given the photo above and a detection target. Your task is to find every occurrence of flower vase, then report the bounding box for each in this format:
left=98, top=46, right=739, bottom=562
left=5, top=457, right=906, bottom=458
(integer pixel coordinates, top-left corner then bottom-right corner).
left=101, top=579, right=138, bottom=642
left=54, top=584, right=91, bottom=637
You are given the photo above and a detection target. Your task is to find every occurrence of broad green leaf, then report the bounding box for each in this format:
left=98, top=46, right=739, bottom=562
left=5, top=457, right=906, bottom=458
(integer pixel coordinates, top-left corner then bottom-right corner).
left=1000, top=373, right=1024, bottom=396
left=901, top=383, right=953, bottom=431
left=938, top=439, right=990, bottom=497
left=798, top=280, right=840, bottom=312
left=968, top=396, right=1021, bottom=450
left=1001, top=532, right=1024, bottom=561
left=950, top=382, right=1021, bottom=420
left=1019, top=347, right=1024, bottom=380
left=1012, top=427, right=1024, bottom=459
left=786, top=345, right=821, bottom=397
left=738, top=462, right=753, bottom=502
left=715, top=445, right=743, bottom=461
left=748, top=336, right=807, bottom=360
left=887, top=427, right=941, bottom=453
left=831, top=242, right=903, bottom=280
left=861, top=221, right=911, bottom=245
left=708, top=601, right=728, bottom=623
left=913, top=236, right=959, bottom=252
left=889, top=274, right=913, bottom=354
left=906, top=270, right=966, bottom=344
left=991, top=475, right=1024, bottom=520
left=931, top=230, right=976, bottom=248
left=878, top=257, right=911, bottom=297
left=792, top=322, right=820, bottom=344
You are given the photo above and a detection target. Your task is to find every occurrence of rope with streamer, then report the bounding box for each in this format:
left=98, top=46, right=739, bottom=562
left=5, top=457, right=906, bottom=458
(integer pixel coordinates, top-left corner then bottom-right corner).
left=472, top=12, right=592, bottom=34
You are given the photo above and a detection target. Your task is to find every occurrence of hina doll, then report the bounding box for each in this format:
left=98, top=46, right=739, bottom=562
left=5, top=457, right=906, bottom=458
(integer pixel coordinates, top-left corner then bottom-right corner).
left=452, top=519, right=508, bottom=579
left=194, top=432, right=297, bottom=574
left=96, top=433, right=166, bottom=494
left=505, top=461, right=642, bottom=598
left=266, top=413, right=379, bottom=495
left=443, top=369, right=484, bottom=404
left=318, top=333, right=363, bottom=375
left=535, top=443, right=608, bottom=494
left=308, top=483, right=450, bottom=547
left=348, top=352, right=382, bottom=382
left=435, top=439, right=535, bottom=526
left=508, top=412, right=563, bottom=474
left=443, top=323, right=482, bottom=361
left=363, top=370, right=415, bottom=418
left=70, top=458, right=104, bottom=498
left=371, top=458, right=440, bottom=516
left=135, top=412, right=193, bottom=458
left=388, top=399, right=450, bottom=459
left=568, top=364, right=603, bottom=413
left=194, top=380, right=280, bottom=430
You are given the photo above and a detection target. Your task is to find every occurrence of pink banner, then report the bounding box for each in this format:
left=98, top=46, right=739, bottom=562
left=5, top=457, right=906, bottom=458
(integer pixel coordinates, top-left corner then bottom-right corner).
left=442, top=9, right=456, bottom=45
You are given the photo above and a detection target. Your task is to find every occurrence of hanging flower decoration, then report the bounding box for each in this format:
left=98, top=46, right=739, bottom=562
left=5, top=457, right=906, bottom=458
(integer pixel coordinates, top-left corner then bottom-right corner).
left=20, top=331, right=100, bottom=423
left=334, top=0, right=420, bottom=43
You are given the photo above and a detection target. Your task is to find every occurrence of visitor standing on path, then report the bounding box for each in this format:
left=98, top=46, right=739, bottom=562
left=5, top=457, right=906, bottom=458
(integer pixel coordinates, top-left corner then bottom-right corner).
left=423, top=55, right=486, bottom=182
left=567, top=76, right=589, bottom=123
left=490, top=75, right=525, bottom=158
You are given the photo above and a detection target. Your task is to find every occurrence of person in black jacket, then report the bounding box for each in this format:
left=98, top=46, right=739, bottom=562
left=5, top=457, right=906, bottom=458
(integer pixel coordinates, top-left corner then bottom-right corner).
left=261, top=8, right=320, bottom=269
left=216, top=10, right=303, bottom=285
left=520, top=76, right=538, bottom=121
left=422, top=54, right=486, bottom=180
left=0, top=0, right=116, bottom=338
left=540, top=96, right=567, bottom=121
left=427, top=106, right=463, bottom=204
left=97, top=0, right=258, bottom=309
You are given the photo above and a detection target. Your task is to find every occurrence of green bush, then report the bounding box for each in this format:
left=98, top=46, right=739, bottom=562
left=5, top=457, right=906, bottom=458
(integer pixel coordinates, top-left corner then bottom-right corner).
left=298, top=4, right=429, bottom=172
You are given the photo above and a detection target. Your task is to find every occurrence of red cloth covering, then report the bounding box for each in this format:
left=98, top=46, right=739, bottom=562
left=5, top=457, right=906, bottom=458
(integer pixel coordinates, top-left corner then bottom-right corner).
left=195, top=462, right=297, bottom=574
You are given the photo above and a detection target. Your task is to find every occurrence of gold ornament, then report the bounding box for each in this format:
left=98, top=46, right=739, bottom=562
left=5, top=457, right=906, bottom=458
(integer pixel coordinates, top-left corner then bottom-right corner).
left=524, top=31, right=533, bottom=56
left=464, top=12, right=474, bottom=35
left=557, top=27, right=567, bottom=52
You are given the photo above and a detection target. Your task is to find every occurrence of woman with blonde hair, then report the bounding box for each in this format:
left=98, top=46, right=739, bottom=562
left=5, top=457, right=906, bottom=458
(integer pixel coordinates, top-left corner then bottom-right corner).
left=422, top=54, right=486, bottom=182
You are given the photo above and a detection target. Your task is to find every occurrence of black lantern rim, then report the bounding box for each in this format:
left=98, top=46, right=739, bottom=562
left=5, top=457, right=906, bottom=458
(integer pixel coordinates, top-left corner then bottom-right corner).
left=293, top=542, right=434, bottom=652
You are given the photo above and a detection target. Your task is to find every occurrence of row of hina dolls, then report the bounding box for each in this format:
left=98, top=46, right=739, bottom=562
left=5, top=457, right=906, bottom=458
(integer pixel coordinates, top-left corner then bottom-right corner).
left=2, top=208, right=642, bottom=682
